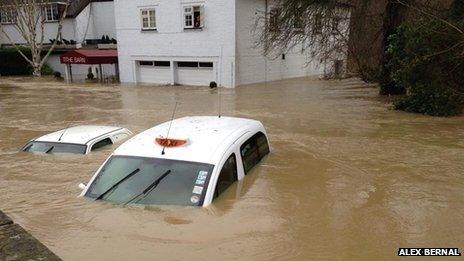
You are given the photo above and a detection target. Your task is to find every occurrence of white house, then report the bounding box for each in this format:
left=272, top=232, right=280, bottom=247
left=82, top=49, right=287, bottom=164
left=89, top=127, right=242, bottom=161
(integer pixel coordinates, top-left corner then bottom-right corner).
left=115, top=0, right=351, bottom=88
left=0, top=0, right=117, bottom=79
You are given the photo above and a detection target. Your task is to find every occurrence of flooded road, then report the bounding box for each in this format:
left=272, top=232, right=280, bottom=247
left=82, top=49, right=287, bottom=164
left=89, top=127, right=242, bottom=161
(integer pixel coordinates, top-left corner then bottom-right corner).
left=0, top=77, right=463, bottom=260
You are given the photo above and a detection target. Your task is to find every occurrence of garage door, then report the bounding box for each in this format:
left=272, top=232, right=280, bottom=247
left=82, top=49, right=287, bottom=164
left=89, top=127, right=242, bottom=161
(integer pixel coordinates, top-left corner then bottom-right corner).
left=137, top=61, right=171, bottom=85
left=176, top=62, right=214, bottom=86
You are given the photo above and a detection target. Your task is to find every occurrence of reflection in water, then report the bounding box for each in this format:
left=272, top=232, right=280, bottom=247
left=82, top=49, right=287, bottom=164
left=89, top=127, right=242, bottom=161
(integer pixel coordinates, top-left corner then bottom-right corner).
left=0, top=77, right=463, bottom=260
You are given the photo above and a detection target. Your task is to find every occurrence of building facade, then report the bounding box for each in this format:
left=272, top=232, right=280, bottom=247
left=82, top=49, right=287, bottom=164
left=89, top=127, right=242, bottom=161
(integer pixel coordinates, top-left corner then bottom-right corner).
left=116, top=0, right=349, bottom=88
left=0, top=0, right=117, bottom=79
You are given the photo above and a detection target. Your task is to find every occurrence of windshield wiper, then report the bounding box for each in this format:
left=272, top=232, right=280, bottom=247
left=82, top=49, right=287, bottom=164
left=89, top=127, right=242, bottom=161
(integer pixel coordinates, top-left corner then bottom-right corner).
left=45, top=146, right=54, bottom=154
left=95, top=168, right=141, bottom=201
left=124, top=169, right=172, bottom=205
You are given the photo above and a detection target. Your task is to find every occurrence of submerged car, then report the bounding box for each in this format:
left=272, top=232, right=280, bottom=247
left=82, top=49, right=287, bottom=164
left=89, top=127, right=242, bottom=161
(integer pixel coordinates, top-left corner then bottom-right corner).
left=22, top=125, right=132, bottom=155
left=79, top=116, right=270, bottom=207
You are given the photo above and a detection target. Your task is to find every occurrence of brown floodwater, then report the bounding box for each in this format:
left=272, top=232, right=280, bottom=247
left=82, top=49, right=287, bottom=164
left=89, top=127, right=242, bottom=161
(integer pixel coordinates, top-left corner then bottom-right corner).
left=0, top=76, right=463, bottom=260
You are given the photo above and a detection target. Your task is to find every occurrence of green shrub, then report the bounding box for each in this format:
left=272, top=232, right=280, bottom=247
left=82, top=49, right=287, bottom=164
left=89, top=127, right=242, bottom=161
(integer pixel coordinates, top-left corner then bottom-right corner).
left=87, top=67, right=95, bottom=80
left=385, top=14, right=464, bottom=116
left=359, top=65, right=381, bottom=83
left=394, top=84, right=464, bottom=116
left=41, top=64, right=54, bottom=75
left=0, top=47, right=32, bottom=75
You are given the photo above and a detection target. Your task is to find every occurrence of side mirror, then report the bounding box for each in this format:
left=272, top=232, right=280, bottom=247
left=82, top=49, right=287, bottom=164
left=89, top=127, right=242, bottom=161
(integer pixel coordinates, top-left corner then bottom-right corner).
left=78, top=183, right=87, bottom=190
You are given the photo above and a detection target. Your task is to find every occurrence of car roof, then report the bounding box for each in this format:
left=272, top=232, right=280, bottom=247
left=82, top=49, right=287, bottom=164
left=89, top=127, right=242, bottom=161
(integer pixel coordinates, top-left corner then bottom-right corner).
left=113, top=116, right=265, bottom=164
left=34, top=125, right=126, bottom=145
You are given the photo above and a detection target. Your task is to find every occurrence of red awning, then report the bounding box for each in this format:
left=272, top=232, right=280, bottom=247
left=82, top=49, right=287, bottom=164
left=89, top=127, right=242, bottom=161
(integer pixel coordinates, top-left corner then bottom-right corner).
left=60, top=49, right=118, bottom=64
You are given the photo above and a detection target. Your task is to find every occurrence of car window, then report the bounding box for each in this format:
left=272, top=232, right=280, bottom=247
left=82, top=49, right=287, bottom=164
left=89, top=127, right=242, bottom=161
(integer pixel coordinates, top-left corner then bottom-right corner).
left=23, top=141, right=87, bottom=155
left=214, top=154, right=237, bottom=199
left=240, top=132, right=269, bottom=174
left=257, top=133, right=270, bottom=156
left=85, top=156, right=214, bottom=206
left=91, top=138, right=113, bottom=151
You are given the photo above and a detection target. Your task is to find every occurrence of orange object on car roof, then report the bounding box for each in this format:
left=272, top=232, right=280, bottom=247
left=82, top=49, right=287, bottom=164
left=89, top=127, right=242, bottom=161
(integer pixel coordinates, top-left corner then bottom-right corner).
left=155, top=137, right=187, bottom=147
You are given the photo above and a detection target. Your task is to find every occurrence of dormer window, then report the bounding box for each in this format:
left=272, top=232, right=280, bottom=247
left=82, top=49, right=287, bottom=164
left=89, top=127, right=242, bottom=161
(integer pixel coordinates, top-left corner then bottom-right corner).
left=0, top=8, right=15, bottom=24
left=141, top=9, right=156, bottom=30
left=43, top=4, right=59, bottom=22
left=184, top=5, right=204, bottom=29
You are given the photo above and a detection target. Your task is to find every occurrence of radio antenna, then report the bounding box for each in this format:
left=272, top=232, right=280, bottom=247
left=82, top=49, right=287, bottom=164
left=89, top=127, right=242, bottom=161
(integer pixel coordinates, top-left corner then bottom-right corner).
left=162, top=102, right=178, bottom=155
left=58, top=122, right=73, bottom=141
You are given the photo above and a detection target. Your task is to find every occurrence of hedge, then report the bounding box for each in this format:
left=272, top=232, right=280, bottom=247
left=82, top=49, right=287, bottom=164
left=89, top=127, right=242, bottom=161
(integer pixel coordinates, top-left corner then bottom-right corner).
left=384, top=6, right=464, bottom=116
left=0, top=47, right=56, bottom=76
left=0, top=47, right=33, bottom=76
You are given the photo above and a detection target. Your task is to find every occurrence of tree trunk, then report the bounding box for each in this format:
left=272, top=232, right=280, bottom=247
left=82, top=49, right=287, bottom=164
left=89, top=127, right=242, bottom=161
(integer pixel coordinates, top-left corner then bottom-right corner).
left=32, top=65, right=42, bottom=77
left=378, top=0, right=407, bottom=95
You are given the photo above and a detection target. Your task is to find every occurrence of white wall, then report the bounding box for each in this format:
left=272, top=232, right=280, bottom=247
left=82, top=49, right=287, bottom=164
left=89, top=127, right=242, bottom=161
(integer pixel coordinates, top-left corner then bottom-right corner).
left=0, top=19, right=75, bottom=45
left=235, top=0, right=323, bottom=86
left=73, top=2, right=116, bottom=43
left=89, top=2, right=117, bottom=40
left=115, top=0, right=236, bottom=87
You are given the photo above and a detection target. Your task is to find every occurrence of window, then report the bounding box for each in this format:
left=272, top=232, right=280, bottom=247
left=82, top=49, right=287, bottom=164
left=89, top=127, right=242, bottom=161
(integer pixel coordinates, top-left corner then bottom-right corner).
left=269, top=8, right=280, bottom=32
left=141, top=9, right=156, bottom=30
left=139, top=61, right=154, bottom=66
left=91, top=138, right=113, bottom=151
left=199, top=62, right=213, bottom=68
left=256, top=132, right=270, bottom=156
left=0, top=9, right=15, bottom=24
left=43, top=4, right=59, bottom=22
left=84, top=156, right=214, bottom=206
left=177, top=62, right=213, bottom=68
left=313, top=14, right=323, bottom=34
left=154, top=61, right=170, bottom=67
left=178, top=62, right=199, bottom=68
left=240, top=132, right=269, bottom=174
left=332, top=17, right=341, bottom=33
left=184, top=5, right=203, bottom=29
left=214, top=154, right=238, bottom=199
left=23, top=141, right=87, bottom=155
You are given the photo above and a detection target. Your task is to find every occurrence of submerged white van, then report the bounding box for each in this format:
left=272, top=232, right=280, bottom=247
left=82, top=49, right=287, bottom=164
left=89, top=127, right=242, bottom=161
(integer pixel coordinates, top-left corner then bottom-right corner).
left=79, top=116, right=270, bottom=206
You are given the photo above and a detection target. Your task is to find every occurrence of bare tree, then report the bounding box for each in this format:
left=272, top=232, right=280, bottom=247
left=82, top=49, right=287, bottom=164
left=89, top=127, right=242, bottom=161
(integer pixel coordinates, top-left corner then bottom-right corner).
left=256, top=0, right=459, bottom=81
left=0, top=0, right=70, bottom=76
left=255, top=0, right=356, bottom=78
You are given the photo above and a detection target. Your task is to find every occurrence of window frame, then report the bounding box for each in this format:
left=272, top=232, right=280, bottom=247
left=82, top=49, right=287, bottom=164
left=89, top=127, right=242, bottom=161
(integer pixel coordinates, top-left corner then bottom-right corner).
left=183, top=5, right=204, bottom=30
left=43, top=4, right=59, bottom=22
left=141, top=8, right=157, bottom=31
left=0, top=8, right=15, bottom=24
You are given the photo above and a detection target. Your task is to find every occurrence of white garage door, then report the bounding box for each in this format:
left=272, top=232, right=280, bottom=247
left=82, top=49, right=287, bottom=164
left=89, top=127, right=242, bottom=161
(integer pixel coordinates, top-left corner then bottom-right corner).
left=176, top=62, right=214, bottom=86
left=137, top=61, right=171, bottom=85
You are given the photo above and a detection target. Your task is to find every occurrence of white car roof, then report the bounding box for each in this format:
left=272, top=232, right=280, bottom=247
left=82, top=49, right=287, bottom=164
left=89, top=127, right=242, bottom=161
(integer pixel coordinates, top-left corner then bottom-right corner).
left=113, top=116, right=265, bottom=164
left=35, top=125, right=126, bottom=145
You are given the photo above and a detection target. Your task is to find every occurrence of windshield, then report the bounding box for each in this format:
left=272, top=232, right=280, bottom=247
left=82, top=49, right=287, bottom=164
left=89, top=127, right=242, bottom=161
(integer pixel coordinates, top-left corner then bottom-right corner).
left=23, top=141, right=87, bottom=155
left=85, top=156, right=214, bottom=206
